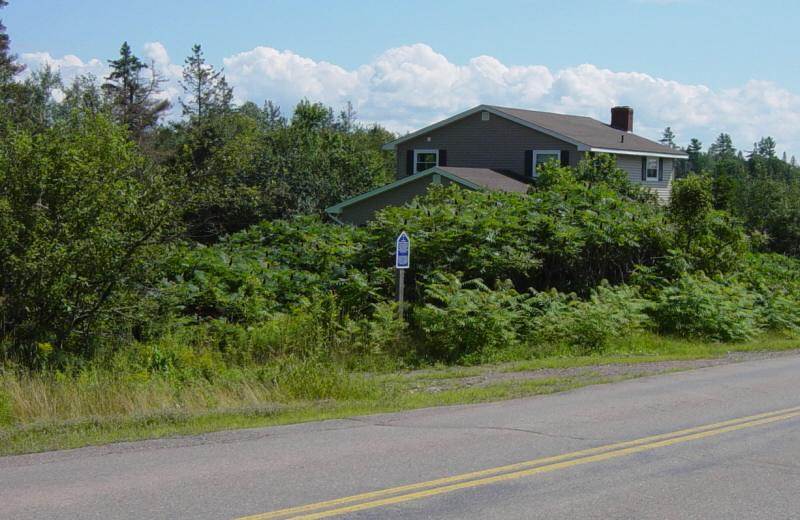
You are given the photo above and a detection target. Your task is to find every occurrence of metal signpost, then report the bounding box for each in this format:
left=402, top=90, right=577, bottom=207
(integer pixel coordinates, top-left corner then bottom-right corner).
left=395, top=231, right=410, bottom=319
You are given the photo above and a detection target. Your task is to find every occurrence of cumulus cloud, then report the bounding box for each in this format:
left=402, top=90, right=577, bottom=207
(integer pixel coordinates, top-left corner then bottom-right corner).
left=19, top=42, right=800, bottom=157
left=21, top=51, right=107, bottom=84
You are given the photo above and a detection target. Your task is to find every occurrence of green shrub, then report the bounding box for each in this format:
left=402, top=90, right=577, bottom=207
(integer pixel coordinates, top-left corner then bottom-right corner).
left=527, top=283, right=651, bottom=354
left=653, top=274, right=759, bottom=341
left=413, top=273, right=524, bottom=363
left=737, top=254, right=800, bottom=333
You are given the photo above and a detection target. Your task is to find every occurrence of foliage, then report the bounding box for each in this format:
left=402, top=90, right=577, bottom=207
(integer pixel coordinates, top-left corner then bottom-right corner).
left=179, top=44, right=232, bottom=120
left=368, top=162, right=670, bottom=296
left=0, top=113, right=182, bottom=365
left=528, top=283, right=651, bottom=354
left=413, top=273, right=524, bottom=363
left=652, top=274, right=759, bottom=342
left=669, top=175, right=749, bottom=274
left=102, top=42, right=170, bottom=141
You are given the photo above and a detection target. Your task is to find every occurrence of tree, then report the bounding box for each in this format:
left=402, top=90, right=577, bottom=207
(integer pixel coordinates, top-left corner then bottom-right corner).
left=336, top=101, right=357, bottom=132
left=708, top=133, right=735, bottom=160
left=686, top=138, right=704, bottom=172
left=292, top=99, right=334, bottom=129
left=179, top=44, right=232, bottom=120
left=757, top=136, right=776, bottom=158
left=660, top=127, right=677, bottom=148
left=263, top=100, right=285, bottom=128
left=0, top=112, right=183, bottom=365
left=103, top=42, right=170, bottom=140
left=60, top=73, right=107, bottom=116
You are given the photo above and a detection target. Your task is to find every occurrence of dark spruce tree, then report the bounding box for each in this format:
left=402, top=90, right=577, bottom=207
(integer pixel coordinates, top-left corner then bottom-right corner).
left=103, top=42, right=170, bottom=141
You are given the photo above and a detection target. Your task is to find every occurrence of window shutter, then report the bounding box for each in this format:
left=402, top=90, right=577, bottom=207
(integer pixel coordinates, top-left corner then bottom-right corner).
left=438, top=149, right=447, bottom=167
left=641, top=156, right=647, bottom=181
left=525, top=150, right=533, bottom=177
left=406, top=150, right=414, bottom=176
left=560, top=150, right=570, bottom=167
left=658, top=158, right=664, bottom=181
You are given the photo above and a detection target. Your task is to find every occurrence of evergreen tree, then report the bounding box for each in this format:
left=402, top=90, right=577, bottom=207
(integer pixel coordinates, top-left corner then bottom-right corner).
left=660, top=127, right=677, bottom=148
left=103, top=42, right=170, bottom=140
left=179, top=44, right=232, bottom=120
left=757, top=136, right=776, bottom=158
left=708, top=133, right=736, bottom=159
left=686, top=138, right=704, bottom=172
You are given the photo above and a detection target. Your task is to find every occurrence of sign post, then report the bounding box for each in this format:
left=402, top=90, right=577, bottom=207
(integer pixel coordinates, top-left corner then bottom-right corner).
left=395, top=231, right=410, bottom=320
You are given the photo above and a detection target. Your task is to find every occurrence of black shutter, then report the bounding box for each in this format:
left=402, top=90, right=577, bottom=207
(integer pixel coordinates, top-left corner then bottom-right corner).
left=525, top=150, right=533, bottom=177
left=438, top=149, right=447, bottom=167
left=406, top=150, right=414, bottom=176
left=658, top=158, right=664, bottom=181
left=641, top=156, right=647, bottom=181
left=560, top=150, right=570, bottom=167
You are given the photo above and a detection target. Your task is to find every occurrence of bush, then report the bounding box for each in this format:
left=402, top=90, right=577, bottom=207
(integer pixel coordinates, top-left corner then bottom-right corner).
left=527, top=283, right=651, bottom=354
left=367, top=165, right=671, bottom=296
left=653, top=274, right=759, bottom=341
left=413, top=273, right=524, bottom=363
left=738, top=254, right=800, bottom=334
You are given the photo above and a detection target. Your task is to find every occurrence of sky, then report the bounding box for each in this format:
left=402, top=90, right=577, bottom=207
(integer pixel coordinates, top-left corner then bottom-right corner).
left=5, top=0, right=800, bottom=156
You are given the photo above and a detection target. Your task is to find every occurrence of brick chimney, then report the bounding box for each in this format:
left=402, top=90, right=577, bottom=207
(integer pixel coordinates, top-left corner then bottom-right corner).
left=610, top=106, right=633, bottom=132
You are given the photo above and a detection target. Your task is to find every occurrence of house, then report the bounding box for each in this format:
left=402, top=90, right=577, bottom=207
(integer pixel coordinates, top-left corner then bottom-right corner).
left=326, top=105, right=688, bottom=225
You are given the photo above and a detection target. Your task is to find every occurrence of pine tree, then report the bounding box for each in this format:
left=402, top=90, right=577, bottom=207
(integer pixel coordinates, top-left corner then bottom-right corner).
left=757, top=136, right=776, bottom=158
left=686, top=138, right=703, bottom=172
left=708, top=133, right=735, bottom=159
left=103, top=42, right=170, bottom=139
left=179, top=44, right=232, bottom=120
left=660, top=127, right=677, bottom=148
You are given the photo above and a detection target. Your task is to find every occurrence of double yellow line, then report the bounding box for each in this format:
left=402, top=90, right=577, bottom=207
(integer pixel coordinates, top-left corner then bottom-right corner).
left=237, top=405, right=800, bottom=520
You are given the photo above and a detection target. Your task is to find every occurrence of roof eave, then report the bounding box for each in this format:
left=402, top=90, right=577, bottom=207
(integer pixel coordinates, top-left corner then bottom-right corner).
left=589, top=147, right=689, bottom=159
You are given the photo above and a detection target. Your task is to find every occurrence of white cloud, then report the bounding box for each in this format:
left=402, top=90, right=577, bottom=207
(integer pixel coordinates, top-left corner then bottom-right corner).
left=21, top=51, right=107, bottom=84
left=19, top=42, right=800, bottom=157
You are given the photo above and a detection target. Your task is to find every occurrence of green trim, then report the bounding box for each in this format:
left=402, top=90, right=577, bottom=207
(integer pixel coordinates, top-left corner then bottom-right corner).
left=324, top=167, right=481, bottom=215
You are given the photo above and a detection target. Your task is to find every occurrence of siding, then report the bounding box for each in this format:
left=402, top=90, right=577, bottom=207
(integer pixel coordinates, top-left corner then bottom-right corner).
left=616, top=155, right=673, bottom=202
left=396, top=111, right=579, bottom=179
left=335, top=175, right=460, bottom=225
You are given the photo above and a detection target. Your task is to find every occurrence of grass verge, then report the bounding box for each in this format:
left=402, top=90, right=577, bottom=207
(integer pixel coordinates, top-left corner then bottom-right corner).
left=1, top=333, right=798, bottom=456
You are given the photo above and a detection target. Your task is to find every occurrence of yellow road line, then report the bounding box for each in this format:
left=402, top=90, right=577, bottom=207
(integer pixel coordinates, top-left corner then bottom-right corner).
left=237, top=406, right=800, bottom=520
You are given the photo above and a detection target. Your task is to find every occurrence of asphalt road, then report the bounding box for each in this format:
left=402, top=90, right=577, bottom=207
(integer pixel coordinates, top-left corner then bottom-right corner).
left=2, top=354, right=800, bottom=520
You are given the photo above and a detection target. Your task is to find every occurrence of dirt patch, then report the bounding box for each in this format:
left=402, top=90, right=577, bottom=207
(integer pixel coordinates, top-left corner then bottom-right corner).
left=408, top=349, right=800, bottom=393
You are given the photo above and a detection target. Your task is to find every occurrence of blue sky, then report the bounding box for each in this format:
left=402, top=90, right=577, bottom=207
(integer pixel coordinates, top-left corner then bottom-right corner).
left=5, top=0, right=800, bottom=155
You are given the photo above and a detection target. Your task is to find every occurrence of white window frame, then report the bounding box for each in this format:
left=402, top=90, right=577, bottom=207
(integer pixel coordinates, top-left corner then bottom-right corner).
left=645, top=156, right=659, bottom=181
left=532, top=149, right=561, bottom=176
left=414, top=149, right=439, bottom=173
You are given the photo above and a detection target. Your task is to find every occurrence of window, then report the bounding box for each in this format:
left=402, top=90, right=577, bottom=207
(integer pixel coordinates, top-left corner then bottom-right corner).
left=414, top=149, right=438, bottom=173
left=646, top=157, right=659, bottom=181
left=532, top=150, right=561, bottom=176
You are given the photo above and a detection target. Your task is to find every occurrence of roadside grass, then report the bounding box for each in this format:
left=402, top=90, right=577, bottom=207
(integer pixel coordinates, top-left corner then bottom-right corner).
left=1, top=333, right=798, bottom=456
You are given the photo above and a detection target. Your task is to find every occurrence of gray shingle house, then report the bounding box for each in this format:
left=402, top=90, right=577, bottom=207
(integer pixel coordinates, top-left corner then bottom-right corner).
left=326, top=105, right=688, bottom=225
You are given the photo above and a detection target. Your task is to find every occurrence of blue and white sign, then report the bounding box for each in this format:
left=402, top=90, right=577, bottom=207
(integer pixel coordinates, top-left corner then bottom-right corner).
left=395, top=231, right=411, bottom=269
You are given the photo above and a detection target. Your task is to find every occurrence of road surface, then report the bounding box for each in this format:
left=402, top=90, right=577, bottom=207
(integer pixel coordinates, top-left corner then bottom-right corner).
left=2, top=353, right=800, bottom=519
